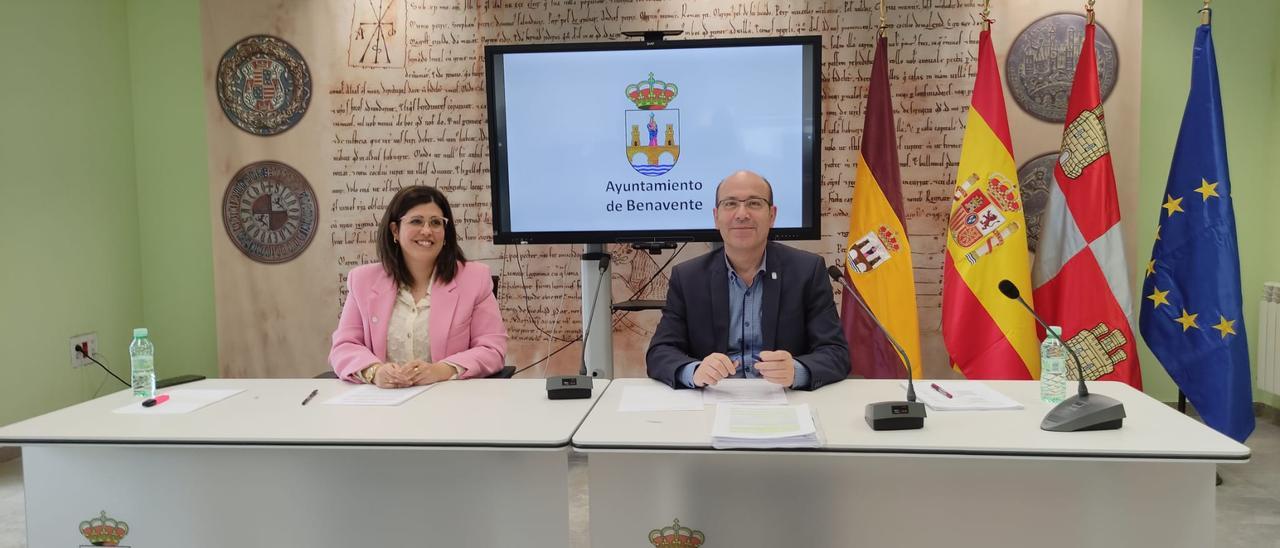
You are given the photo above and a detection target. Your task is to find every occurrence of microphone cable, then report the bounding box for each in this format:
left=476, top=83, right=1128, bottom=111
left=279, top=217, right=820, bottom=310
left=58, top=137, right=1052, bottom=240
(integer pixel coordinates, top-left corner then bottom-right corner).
left=575, top=254, right=612, bottom=376
left=512, top=244, right=686, bottom=376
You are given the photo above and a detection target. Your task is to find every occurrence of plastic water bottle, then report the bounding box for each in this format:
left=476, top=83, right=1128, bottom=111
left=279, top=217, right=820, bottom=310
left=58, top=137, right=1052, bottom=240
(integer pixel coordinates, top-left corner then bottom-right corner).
left=1040, top=326, right=1067, bottom=404
left=130, top=328, right=155, bottom=398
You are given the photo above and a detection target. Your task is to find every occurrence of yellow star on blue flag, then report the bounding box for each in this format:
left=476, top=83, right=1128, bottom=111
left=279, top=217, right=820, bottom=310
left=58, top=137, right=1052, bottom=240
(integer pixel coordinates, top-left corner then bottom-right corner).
left=1139, top=24, right=1253, bottom=443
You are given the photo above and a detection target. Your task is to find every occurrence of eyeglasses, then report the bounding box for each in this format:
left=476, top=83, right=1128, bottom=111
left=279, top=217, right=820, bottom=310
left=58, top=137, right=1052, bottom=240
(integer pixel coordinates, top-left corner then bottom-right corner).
left=401, top=215, right=450, bottom=230
left=716, top=197, right=771, bottom=211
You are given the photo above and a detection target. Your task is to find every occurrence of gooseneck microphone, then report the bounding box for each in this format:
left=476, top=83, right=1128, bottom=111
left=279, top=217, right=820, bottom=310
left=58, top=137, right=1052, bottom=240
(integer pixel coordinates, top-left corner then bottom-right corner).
left=827, top=265, right=925, bottom=430
left=997, top=280, right=1088, bottom=398
left=997, top=279, right=1125, bottom=432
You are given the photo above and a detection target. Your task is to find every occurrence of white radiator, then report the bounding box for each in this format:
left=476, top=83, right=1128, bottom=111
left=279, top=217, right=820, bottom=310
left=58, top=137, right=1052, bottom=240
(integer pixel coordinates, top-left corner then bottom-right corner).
left=1260, top=282, right=1280, bottom=396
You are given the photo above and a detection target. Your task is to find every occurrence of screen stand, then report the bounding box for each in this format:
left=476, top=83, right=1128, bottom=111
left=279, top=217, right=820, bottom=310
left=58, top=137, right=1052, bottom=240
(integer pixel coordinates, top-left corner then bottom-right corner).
left=581, top=244, right=614, bottom=378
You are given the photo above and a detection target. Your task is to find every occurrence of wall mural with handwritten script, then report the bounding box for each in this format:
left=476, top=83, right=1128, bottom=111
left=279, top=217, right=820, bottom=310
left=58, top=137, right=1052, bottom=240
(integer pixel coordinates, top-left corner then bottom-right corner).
left=200, top=0, right=1142, bottom=380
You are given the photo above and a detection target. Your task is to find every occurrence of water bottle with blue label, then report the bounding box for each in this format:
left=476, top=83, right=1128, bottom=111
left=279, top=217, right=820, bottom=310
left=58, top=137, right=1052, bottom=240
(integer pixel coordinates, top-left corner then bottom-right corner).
left=129, top=328, right=155, bottom=398
left=1040, top=326, right=1067, bottom=404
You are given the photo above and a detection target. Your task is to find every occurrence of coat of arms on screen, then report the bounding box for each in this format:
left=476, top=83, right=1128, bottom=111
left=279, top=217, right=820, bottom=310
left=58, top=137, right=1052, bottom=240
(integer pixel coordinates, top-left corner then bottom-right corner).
left=78, top=510, right=130, bottom=547
left=648, top=518, right=705, bottom=547
left=625, top=73, right=681, bottom=177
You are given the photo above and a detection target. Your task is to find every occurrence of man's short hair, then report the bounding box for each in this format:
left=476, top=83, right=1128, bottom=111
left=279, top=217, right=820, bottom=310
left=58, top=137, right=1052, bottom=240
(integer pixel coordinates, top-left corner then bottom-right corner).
left=714, top=171, right=775, bottom=204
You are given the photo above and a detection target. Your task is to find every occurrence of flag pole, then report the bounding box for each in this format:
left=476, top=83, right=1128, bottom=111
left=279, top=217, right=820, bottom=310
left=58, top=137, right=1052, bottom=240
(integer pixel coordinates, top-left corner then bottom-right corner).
left=1175, top=2, right=1224, bottom=484
left=980, top=0, right=992, bottom=31
left=1181, top=0, right=1211, bottom=419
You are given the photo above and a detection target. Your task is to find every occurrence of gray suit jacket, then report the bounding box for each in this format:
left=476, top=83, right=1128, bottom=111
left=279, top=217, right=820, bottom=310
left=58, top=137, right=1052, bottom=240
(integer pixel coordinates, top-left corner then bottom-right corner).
left=646, top=242, right=850, bottom=390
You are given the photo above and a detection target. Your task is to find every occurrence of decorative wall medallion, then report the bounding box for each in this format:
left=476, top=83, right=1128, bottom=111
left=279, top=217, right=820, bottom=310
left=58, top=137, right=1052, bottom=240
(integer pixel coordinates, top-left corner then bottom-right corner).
left=216, top=35, right=312, bottom=135
left=1016, top=151, right=1060, bottom=252
left=222, top=161, right=318, bottom=263
left=1006, top=14, right=1118, bottom=123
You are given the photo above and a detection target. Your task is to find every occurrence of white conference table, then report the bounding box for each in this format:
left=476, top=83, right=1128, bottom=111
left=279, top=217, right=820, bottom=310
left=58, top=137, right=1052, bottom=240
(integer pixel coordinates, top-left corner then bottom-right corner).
left=573, top=378, right=1250, bottom=548
left=0, top=378, right=607, bottom=548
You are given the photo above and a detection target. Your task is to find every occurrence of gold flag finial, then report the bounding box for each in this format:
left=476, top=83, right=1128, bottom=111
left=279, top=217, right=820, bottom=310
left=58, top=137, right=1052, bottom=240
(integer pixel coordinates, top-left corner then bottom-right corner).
left=1199, top=0, right=1212, bottom=25
left=878, top=0, right=887, bottom=37
left=980, top=0, right=993, bottom=31
left=1085, top=0, right=1096, bottom=25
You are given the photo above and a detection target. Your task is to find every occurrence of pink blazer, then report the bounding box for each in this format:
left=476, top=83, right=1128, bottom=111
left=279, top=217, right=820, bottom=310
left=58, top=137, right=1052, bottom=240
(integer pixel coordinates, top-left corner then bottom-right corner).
left=329, top=261, right=507, bottom=382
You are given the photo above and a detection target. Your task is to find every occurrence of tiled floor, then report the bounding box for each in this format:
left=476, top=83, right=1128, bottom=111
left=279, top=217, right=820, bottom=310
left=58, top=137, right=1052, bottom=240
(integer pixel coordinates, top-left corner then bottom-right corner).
left=1, top=414, right=1276, bottom=547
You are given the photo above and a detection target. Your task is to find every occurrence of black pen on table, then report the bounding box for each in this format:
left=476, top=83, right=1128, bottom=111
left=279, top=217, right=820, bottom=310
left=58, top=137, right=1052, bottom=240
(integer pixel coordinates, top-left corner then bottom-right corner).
left=301, top=389, right=319, bottom=406
left=930, top=383, right=953, bottom=399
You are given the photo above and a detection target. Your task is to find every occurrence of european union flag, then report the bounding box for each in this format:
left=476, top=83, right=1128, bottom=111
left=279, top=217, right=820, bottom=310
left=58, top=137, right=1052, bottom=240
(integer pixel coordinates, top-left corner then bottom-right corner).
left=1139, top=24, right=1254, bottom=442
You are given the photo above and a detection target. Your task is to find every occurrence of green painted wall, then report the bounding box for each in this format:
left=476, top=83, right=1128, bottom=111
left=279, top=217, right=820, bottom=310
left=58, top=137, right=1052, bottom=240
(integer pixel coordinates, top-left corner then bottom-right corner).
left=126, top=0, right=218, bottom=384
left=0, top=0, right=144, bottom=425
left=0, top=0, right=215, bottom=427
left=1138, top=0, right=1280, bottom=407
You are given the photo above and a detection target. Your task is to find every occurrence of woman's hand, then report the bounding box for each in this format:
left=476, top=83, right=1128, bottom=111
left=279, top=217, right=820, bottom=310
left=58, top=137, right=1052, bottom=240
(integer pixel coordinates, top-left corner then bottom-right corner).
left=404, top=359, right=456, bottom=386
left=372, top=363, right=416, bottom=388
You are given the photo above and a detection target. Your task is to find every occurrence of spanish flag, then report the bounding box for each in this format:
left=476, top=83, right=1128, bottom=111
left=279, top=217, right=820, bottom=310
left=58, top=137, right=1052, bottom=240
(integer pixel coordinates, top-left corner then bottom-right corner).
left=842, top=36, right=922, bottom=379
left=942, top=28, right=1039, bottom=379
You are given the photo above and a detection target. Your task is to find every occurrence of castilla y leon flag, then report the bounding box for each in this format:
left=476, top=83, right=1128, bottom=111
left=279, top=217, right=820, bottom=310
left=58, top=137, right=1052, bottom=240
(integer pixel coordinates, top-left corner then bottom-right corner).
left=1031, top=22, right=1142, bottom=389
left=842, top=35, right=923, bottom=379
left=942, top=28, right=1039, bottom=380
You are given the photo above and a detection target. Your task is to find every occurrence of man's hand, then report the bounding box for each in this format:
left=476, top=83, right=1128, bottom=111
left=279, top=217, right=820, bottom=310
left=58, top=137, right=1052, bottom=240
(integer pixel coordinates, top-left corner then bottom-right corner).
left=693, top=352, right=739, bottom=387
left=755, top=350, right=795, bottom=387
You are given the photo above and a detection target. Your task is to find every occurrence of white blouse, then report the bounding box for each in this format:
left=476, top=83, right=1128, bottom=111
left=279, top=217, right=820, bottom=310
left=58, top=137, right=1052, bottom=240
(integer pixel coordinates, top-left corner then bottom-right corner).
left=385, top=286, right=432, bottom=365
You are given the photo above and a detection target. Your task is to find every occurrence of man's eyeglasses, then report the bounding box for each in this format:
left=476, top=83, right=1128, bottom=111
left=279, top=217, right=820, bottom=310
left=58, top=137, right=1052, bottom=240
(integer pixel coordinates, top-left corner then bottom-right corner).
left=716, top=197, right=771, bottom=211
left=401, top=215, right=450, bottom=230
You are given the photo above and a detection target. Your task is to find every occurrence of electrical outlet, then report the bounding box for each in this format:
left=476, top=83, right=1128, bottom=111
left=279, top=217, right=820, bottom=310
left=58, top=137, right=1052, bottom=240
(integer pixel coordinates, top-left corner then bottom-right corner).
left=69, top=333, right=97, bottom=369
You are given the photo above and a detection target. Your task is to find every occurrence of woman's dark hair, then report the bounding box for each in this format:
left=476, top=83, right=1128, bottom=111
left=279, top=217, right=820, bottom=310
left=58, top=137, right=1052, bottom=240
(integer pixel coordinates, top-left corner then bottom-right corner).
left=377, top=185, right=467, bottom=286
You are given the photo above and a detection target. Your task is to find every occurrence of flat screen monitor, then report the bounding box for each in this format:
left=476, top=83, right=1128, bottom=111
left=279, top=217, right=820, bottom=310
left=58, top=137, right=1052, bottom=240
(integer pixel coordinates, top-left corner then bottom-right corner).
left=485, top=35, right=822, bottom=245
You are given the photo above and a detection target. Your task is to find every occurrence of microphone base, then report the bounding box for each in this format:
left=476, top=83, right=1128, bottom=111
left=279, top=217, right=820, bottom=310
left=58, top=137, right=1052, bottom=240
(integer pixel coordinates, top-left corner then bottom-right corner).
left=1041, top=393, right=1126, bottom=432
left=546, top=375, right=593, bottom=400
left=865, top=401, right=926, bottom=431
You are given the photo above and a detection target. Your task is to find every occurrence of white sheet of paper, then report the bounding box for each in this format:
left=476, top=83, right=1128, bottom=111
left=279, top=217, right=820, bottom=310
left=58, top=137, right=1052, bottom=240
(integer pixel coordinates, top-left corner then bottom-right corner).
left=903, top=380, right=1025, bottom=411
left=702, top=378, right=788, bottom=405
left=323, top=384, right=432, bottom=406
left=618, top=384, right=704, bottom=412
left=112, top=389, right=244, bottom=415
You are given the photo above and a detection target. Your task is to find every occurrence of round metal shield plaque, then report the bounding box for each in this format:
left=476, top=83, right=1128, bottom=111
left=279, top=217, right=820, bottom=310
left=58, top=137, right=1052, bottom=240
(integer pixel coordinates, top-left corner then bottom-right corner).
left=216, top=35, right=312, bottom=136
left=1006, top=14, right=1119, bottom=123
left=222, top=161, right=318, bottom=264
left=1016, top=151, right=1060, bottom=252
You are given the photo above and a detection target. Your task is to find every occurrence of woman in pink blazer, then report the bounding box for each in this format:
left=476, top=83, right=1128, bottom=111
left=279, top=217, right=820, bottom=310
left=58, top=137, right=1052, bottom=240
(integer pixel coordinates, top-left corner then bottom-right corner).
left=329, top=186, right=507, bottom=387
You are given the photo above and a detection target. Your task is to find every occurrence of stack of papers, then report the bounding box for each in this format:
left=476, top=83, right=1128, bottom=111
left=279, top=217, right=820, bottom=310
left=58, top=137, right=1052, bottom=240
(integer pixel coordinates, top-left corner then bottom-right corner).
left=710, top=404, right=821, bottom=449
left=905, top=381, right=1024, bottom=411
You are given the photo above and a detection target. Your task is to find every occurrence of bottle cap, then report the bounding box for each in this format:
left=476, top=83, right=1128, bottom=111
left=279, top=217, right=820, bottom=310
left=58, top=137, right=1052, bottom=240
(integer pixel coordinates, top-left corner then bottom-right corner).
left=1049, top=326, right=1062, bottom=336
left=133, top=328, right=149, bottom=338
